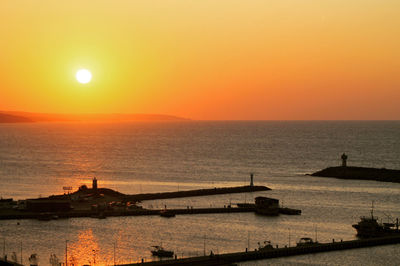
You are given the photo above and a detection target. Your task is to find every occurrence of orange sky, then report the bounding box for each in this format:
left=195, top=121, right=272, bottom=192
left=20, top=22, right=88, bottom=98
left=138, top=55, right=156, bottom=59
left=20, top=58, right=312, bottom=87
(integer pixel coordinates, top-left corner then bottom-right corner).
left=1, top=1, right=399, bottom=120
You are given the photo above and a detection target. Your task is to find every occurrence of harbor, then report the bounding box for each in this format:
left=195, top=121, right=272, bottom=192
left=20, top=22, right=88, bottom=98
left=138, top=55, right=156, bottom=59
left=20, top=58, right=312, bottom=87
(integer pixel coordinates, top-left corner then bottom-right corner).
left=1, top=156, right=399, bottom=265
left=2, top=171, right=400, bottom=265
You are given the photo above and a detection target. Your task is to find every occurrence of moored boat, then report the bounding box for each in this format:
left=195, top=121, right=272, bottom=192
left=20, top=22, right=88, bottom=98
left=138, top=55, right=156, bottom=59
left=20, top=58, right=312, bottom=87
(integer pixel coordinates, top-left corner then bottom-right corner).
left=296, top=237, right=318, bottom=247
left=257, top=240, right=274, bottom=251
left=279, top=207, right=301, bottom=215
left=352, top=211, right=399, bottom=238
left=160, top=210, right=176, bottom=218
left=151, top=245, right=174, bottom=257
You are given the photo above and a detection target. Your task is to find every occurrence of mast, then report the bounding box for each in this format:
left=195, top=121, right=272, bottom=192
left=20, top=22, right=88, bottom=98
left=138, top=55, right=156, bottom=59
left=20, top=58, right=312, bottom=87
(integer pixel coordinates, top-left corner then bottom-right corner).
left=371, top=201, right=374, bottom=219
left=203, top=234, right=206, bottom=256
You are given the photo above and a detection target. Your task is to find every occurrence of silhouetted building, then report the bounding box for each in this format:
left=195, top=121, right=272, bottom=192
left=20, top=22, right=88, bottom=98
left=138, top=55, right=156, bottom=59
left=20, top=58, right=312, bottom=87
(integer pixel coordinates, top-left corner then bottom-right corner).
left=255, top=196, right=279, bottom=216
left=26, top=199, right=71, bottom=212
left=250, top=173, right=254, bottom=186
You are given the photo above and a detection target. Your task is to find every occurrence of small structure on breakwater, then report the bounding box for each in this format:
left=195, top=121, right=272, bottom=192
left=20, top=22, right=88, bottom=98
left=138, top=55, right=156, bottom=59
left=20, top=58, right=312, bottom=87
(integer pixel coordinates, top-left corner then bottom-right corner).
left=255, top=196, right=279, bottom=216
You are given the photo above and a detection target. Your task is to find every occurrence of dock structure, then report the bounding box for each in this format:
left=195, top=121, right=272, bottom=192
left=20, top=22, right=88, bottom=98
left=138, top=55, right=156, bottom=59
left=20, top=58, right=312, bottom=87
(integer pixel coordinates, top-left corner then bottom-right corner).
left=0, top=205, right=301, bottom=220
left=118, top=235, right=400, bottom=266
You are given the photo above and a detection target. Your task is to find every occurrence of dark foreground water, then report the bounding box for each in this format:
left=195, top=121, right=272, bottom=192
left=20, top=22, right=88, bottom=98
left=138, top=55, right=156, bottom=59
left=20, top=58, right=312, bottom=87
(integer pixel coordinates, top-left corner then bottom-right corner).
left=0, top=121, right=399, bottom=265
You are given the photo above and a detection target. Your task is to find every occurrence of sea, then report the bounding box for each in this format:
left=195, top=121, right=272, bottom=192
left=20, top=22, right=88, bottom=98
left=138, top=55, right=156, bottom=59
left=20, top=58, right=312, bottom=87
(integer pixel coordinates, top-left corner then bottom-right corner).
left=0, top=121, right=400, bottom=265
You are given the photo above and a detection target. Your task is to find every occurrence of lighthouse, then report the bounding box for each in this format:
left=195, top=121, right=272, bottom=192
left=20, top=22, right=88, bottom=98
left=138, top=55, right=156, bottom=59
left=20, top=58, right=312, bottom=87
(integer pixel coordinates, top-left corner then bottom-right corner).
left=341, top=153, right=348, bottom=167
left=92, top=177, right=98, bottom=190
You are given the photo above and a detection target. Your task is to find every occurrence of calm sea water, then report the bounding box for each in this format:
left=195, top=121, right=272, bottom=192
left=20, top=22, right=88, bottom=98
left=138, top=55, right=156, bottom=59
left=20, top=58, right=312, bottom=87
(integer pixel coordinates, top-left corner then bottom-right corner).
left=0, top=121, right=400, bottom=265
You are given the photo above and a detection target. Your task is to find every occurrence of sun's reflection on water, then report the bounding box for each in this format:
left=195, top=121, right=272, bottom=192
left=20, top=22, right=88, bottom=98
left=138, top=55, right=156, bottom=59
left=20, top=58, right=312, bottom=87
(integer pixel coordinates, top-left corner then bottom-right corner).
left=68, top=229, right=102, bottom=265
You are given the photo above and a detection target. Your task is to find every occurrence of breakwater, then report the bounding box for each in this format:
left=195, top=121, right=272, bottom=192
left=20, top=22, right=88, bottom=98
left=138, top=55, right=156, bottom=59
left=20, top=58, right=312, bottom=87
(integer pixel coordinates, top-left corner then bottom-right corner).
left=124, top=185, right=270, bottom=201
left=311, top=166, right=400, bottom=183
left=118, top=235, right=400, bottom=266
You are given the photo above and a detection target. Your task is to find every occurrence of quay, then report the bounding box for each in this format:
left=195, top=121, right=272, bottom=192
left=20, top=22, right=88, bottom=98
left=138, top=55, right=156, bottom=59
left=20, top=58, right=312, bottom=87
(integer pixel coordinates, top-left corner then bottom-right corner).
left=0, top=205, right=298, bottom=220
left=118, top=235, right=400, bottom=266
left=0, top=206, right=252, bottom=220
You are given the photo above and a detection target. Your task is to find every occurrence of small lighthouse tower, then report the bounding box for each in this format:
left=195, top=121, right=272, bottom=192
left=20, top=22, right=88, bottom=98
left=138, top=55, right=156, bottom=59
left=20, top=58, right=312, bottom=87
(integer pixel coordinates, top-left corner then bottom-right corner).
left=341, top=153, right=348, bottom=167
left=250, top=173, right=254, bottom=187
left=92, top=177, right=98, bottom=190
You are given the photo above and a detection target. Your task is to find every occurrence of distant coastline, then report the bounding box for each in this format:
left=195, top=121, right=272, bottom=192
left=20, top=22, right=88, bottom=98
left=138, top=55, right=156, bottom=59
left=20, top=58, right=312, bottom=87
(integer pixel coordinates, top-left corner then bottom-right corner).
left=0, top=110, right=189, bottom=123
left=0, top=113, right=33, bottom=123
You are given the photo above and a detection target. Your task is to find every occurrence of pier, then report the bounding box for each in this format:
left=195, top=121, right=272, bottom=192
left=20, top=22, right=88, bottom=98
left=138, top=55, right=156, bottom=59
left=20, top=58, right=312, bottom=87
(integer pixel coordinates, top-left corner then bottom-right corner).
left=0, top=205, right=300, bottom=220
left=118, top=235, right=400, bottom=266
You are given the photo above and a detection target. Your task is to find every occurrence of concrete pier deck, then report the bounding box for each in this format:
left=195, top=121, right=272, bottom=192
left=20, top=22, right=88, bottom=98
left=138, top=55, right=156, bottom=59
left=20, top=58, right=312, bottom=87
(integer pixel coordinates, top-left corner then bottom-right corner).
left=118, top=235, right=400, bottom=266
left=0, top=205, right=300, bottom=220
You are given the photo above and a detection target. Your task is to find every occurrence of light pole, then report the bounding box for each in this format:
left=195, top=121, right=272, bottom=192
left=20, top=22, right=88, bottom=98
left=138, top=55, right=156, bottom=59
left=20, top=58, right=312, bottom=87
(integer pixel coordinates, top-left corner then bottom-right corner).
left=247, top=231, right=250, bottom=251
left=65, top=240, right=68, bottom=266
left=92, top=249, right=98, bottom=265
left=203, top=234, right=206, bottom=256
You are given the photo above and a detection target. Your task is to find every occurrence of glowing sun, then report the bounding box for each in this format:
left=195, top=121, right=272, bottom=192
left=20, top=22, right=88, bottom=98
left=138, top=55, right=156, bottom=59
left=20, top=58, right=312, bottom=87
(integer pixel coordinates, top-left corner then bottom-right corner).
left=76, top=69, right=92, bottom=84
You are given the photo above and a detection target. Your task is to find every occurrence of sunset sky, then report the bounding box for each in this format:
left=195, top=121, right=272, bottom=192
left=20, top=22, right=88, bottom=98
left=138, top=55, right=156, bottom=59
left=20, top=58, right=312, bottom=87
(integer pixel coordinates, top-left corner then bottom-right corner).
left=1, top=1, right=399, bottom=120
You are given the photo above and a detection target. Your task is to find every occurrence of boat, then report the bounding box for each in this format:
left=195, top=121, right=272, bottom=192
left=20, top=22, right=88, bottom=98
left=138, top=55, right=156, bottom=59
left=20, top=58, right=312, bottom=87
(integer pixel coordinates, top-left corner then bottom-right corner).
left=257, top=240, right=274, bottom=251
left=160, top=210, right=176, bottom=218
left=151, top=246, right=174, bottom=257
left=37, top=213, right=52, bottom=221
left=296, top=237, right=318, bottom=247
left=29, top=254, right=39, bottom=266
left=352, top=210, right=399, bottom=238
left=91, top=212, right=107, bottom=219
left=279, top=207, right=301, bottom=215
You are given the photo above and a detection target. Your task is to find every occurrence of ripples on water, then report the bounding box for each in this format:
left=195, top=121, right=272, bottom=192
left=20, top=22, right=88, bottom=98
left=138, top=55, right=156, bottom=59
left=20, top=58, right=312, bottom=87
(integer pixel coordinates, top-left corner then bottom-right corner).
left=0, top=121, right=400, bottom=265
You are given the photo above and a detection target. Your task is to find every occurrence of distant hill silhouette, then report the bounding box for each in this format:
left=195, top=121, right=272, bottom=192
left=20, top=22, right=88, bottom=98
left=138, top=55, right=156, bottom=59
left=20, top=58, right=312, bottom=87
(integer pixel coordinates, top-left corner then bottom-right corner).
left=0, top=111, right=189, bottom=123
left=0, top=113, right=33, bottom=123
